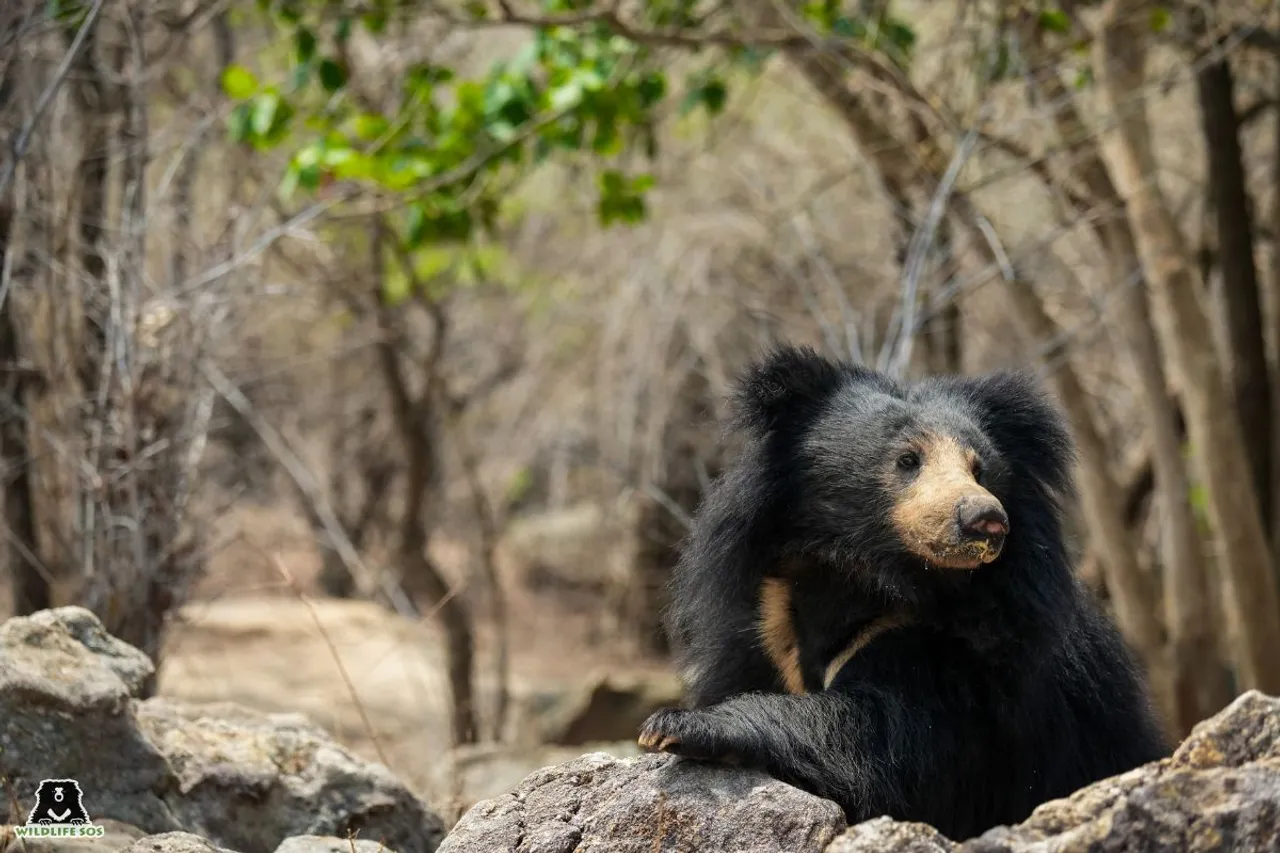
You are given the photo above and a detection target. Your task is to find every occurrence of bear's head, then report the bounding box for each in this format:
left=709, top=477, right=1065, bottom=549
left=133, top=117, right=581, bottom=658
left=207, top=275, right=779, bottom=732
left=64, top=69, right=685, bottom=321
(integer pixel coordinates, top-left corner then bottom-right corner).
left=731, top=345, right=1074, bottom=574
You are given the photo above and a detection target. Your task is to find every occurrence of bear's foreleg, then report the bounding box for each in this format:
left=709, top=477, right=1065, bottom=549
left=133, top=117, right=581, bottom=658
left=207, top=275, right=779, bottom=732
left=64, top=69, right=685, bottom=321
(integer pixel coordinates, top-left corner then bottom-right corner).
left=638, top=691, right=909, bottom=816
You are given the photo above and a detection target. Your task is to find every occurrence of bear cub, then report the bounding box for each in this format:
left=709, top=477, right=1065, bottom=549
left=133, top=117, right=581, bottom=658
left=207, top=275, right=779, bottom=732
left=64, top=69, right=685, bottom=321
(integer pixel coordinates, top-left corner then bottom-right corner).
left=638, top=345, right=1169, bottom=841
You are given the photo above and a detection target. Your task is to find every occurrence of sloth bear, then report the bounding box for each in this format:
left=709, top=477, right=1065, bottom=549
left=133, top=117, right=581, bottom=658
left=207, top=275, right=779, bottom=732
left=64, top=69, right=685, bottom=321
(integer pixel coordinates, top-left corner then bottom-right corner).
left=638, top=345, right=1169, bottom=841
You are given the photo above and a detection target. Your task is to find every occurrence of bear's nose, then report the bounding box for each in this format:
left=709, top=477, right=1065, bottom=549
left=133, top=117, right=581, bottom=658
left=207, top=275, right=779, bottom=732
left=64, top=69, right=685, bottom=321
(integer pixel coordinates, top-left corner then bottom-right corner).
left=957, top=498, right=1009, bottom=542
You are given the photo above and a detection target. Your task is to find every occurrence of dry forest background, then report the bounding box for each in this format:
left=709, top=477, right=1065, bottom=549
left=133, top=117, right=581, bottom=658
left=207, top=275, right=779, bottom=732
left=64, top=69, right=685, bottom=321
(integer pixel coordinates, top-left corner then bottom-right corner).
left=2, top=0, right=1280, bottom=826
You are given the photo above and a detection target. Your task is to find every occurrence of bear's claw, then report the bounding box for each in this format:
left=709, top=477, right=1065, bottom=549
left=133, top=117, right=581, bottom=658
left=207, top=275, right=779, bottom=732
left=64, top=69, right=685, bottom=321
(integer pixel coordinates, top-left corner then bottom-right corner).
left=638, top=707, right=730, bottom=762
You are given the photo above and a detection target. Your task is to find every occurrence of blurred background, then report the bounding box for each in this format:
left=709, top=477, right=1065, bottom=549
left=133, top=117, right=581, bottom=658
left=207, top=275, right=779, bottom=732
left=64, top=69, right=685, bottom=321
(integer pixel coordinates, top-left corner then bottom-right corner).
left=2, top=0, right=1279, bottom=826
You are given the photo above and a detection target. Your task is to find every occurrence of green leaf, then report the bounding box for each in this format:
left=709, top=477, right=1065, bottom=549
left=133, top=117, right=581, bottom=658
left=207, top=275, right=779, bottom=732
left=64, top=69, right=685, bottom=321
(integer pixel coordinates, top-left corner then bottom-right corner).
left=879, top=19, right=916, bottom=58
left=549, top=80, right=584, bottom=111
left=296, top=163, right=322, bottom=191
left=1037, top=9, right=1071, bottom=35
left=352, top=114, right=390, bottom=141
left=249, top=91, right=294, bottom=146
left=637, top=71, right=666, bottom=108
left=319, top=59, right=348, bottom=93
left=295, top=27, right=317, bottom=63
left=597, top=169, right=653, bottom=226
left=221, top=65, right=259, bottom=100
left=252, top=92, right=282, bottom=136
left=1149, top=7, right=1171, bottom=33
left=701, top=77, right=727, bottom=115
left=227, top=102, right=253, bottom=141
left=406, top=202, right=429, bottom=247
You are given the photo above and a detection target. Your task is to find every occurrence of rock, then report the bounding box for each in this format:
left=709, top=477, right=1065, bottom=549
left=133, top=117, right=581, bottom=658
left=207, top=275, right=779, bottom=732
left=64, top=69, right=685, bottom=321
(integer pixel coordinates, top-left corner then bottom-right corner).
left=826, top=819, right=954, bottom=853
left=0, top=820, right=149, bottom=853
left=441, top=692, right=1280, bottom=853
left=136, top=699, right=445, bottom=853
left=122, top=833, right=240, bottom=853
left=959, top=690, right=1280, bottom=852
left=437, top=752, right=846, bottom=853
left=450, top=740, right=640, bottom=808
left=157, top=596, right=453, bottom=798
left=0, top=606, right=182, bottom=832
left=275, top=836, right=400, bottom=853
left=823, top=689, right=1280, bottom=853
left=523, top=671, right=684, bottom=746
left=0, top=607, right=444, bottom=853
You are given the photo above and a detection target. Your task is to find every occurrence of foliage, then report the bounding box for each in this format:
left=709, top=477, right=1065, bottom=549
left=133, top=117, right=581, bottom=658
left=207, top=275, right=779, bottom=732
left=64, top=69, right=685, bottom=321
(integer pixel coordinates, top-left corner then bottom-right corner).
left=224, top=0, right=919, bottom=300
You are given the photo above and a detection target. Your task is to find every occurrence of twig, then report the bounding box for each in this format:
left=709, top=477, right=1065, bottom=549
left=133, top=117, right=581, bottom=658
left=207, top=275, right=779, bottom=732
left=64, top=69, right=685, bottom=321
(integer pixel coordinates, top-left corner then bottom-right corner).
left=271, top=554, right=391, bottom=768
left=200, top=359, right=418, bottom=619
left=884, top=120, right=984, bottom=378
left=0, top=0, right=107, bottom=200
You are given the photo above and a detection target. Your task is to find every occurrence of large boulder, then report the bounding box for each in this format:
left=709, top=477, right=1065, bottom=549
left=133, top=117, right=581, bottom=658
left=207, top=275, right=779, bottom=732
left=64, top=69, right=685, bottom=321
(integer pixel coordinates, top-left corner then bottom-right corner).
left=441, top=692, right=1280, bottom=853
left=136, top=699, right=441, bottom=853
left=953, top=689, right=1280, bottom=853
left=0, top=607, right=179, bottom=832
left=436, top=752, right=846, bottom=853
left=0, top=607, right=445, bottom=853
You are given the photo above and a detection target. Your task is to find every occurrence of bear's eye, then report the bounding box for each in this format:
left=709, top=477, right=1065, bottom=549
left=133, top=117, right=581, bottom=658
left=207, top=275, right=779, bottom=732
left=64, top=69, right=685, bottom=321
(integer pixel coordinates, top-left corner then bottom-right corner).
left=896, top=451, right=920, bottom=471
left=972, top=459, right=983, bottom=481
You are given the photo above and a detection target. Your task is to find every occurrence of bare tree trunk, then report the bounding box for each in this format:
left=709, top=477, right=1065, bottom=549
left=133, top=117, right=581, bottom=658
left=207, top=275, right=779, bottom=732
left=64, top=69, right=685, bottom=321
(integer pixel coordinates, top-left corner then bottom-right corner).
left=1097, top=0, right=1280, bottom=694
left=1272, top=54, right=1280, bottom=562
left=0, top=204, right=43, bottom=615
left=1027, top=54, right=1229, bottom=732
left=370, top=223, right=479, bottom=746
left=66, top=22, right=109, bottom=398
left=1196, top=57, right=1271, bottom=537
left=451, top=421, right=510, bottom=741
left=169, top=11, right=233, bottom=289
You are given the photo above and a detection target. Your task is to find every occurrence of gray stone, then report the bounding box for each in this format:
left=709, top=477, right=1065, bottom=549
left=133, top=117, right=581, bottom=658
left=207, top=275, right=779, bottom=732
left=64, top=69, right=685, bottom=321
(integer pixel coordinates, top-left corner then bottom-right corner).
left=958, top=690, right=1280, bottom=853
left=825, top=690, right=1280, bottom=853
left=437, top=751, right=846, bottom=853
left=450, top=740, right=640, bottom=809
left=0, top=819, right=149, bottom=853
left=136, top=700, right=444, bottom=853
left=0, top=607, right=444, bottom=853
left=0, top=606, right=181, bottom=833
left=122, top=833, right=240, bottom=853
left=826, top=818, right=955, bottom=853
left=274, top=835, right=401, bottom=853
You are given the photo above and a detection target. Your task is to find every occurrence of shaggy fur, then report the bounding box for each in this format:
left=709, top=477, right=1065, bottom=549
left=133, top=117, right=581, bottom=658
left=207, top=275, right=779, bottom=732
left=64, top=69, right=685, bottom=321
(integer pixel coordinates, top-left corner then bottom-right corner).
left=639, top=345, right=1169, bottom=841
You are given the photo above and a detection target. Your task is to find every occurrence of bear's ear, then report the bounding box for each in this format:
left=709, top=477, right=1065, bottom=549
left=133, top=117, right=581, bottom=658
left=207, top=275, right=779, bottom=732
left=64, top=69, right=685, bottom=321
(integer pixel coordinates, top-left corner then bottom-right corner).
left=730, top=345, right=852, bottom=434
left=953, top=369, right=1076, bottom=495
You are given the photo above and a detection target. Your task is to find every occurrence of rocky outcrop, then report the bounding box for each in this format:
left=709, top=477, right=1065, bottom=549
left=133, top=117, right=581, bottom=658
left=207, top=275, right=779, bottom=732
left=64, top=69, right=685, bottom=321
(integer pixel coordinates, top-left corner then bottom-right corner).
left=436, top=752, right=846, bottom=853
left=274, top=836, right=401, bottom=853
left=442, top=691, right=1280, bottom=853
left=0, top=607, right=445, bottom=853
left=6, top=605, right=1280, bottom=853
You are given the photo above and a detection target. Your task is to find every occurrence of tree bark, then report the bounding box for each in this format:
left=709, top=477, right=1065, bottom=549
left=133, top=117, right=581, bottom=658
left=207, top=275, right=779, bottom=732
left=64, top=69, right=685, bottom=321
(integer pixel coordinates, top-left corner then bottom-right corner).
left=1196, top=57, right=1271, bottom=538
left=371, top=223, right=479, bottom=746
left=1271, top=56, right=1280, bottom=562
left=1029, top=52, right=1229, bottom=732
left=1096, top=0, right=1280, bottom=694
left=0, top=204, right=44, bottom=615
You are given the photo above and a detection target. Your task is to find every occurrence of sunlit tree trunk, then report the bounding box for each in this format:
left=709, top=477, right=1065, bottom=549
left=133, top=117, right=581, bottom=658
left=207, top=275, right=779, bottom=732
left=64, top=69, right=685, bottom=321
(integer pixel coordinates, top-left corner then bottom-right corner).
left=1097, top=0, right=1280, bottom=694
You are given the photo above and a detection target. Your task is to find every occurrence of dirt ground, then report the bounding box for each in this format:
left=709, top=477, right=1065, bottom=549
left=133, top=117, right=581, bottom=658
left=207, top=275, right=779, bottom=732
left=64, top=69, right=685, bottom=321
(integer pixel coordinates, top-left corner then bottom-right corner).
left=156, top=501, right=668, bottom=816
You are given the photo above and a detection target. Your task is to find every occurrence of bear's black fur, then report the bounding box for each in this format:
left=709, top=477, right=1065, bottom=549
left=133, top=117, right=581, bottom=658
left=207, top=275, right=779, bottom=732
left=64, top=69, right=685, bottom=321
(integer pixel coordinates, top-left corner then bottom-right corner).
left=638, top=345, right=1169, bottom=841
